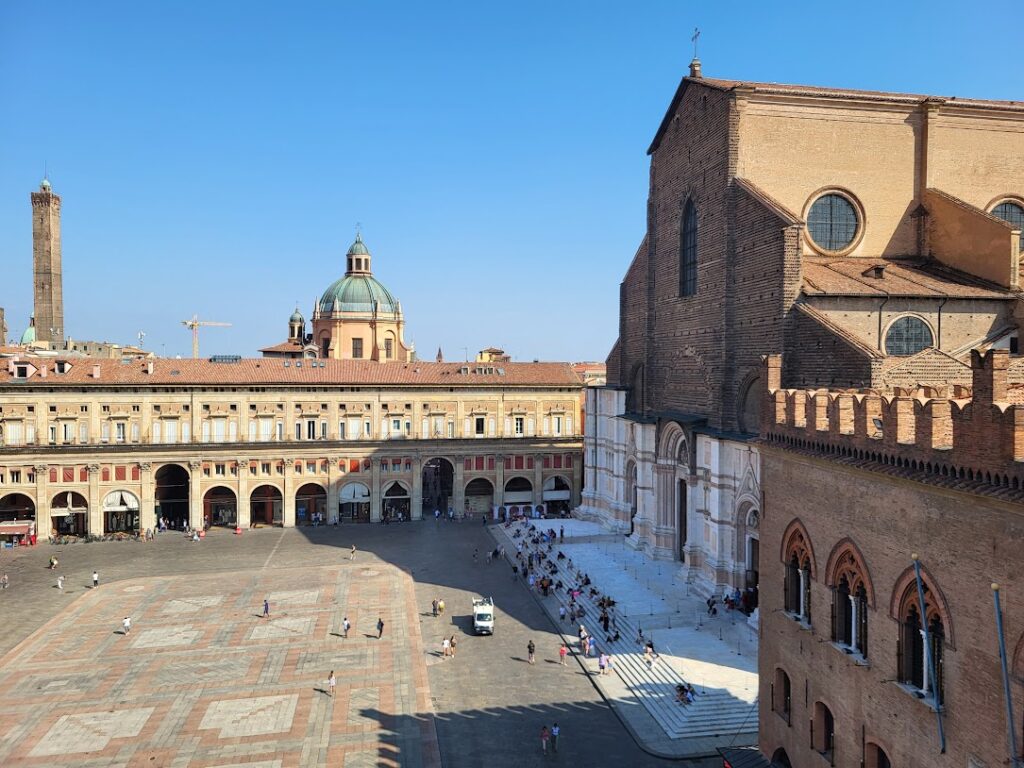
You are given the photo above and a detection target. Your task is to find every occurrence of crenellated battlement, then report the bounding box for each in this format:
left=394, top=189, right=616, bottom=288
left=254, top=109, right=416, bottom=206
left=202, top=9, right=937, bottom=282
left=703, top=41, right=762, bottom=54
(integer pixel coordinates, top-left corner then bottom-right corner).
left=761, top=350, right=1024, bottom=497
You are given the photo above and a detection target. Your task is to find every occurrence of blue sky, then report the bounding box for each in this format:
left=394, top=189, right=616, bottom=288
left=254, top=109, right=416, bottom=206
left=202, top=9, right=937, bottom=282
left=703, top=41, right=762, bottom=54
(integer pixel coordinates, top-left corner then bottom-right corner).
left=1, top=2, right=1020, bottom=361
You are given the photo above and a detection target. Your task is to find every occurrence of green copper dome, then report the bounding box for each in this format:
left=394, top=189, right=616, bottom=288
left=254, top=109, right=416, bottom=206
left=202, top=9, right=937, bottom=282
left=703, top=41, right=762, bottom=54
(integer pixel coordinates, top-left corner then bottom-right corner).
left=319, top=274, right=399, bottom=314
left=347, top=233, right=369, bottom=257
left=289, top=307, right=304, bottom=323
left=20, top=323, right=35, bottom=345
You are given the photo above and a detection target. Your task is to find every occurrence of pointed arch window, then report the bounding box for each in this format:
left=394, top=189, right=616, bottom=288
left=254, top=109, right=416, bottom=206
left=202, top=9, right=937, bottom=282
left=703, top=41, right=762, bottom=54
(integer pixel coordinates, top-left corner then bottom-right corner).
left=782, top=523, right=814, bottom=624
left=679, top=200, right=698, bottom=297
left=827, top=543, right=873, bottom=660
left=897, top=582, right=945, bottom=705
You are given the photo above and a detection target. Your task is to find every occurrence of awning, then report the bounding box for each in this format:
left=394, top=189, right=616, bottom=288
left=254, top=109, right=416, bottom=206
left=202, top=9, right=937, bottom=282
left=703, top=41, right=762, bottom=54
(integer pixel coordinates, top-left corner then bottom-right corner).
left=0, top=524, right=31, bottom=536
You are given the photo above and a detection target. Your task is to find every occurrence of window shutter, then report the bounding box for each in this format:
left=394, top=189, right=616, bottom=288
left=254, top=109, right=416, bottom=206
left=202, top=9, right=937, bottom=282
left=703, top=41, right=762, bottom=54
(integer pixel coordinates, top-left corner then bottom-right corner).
left=154, top=421, right=162, bottom=443
left=421, top=418, right=428, bottom=436
left=527, top=418, right=535, bottom=436
left=504, top=417, right=511, bottom=435
left=488, top=418, right=495, bottom=436
left=248, top=421, right=256, bottom=441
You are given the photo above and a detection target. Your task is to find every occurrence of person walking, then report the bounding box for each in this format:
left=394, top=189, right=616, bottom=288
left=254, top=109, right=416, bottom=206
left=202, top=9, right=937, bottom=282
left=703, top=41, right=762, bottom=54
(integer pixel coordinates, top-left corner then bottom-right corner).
left=540, top=725, right=550, bottom=754
left=527, top=639, right=536, bottom=665
left=449, top=635, right=457, bottom=658
left=437, top=599, right=445, bottom=617
left=442, top=637, right=451, bottom=658
left=431, top=598, right=438, bottom=617
left=350, top=545, right=356, bottom=561
left=559, top=525, right=564, bottom=542
left=92, top=570, right=99, bottom=588
left=598, top=653, right=608, bottom=676
left=0, top=573, right=8, bottom=589
left=559, top=605, right=566, bottom=623
left=56, top=575, right=64, bottom=592
left=376, top=617, right=384, bottom=639
left=551, top=722, right=560, bottom=752
left=342, top=616, right=351, bottom=639
left=263, top=598, right=270, bottom=618
left=327, top=670, right=336, bottom=697
left=559, top=643, right=568, bottom=666
left=122, top=616, right=132, bottom=635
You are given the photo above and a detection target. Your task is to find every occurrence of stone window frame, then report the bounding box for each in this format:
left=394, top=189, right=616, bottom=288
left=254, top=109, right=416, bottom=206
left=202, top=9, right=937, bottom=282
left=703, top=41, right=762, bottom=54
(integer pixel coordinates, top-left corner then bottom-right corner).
left=986, top=194, right=1024, bottom=232
left=883, top=313, right=935, bottom=357
left=802, top=187, right=866, bottom=257
left=780, top=518, right=817, bottom=626
left=889, top=565, right=952, bottom=708
left=825, top=538, right=875, bottom=661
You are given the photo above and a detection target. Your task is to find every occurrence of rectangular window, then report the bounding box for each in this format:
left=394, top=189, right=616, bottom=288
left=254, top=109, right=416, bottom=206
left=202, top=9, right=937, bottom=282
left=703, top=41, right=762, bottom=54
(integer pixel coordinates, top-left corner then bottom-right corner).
left=352, top=338, right=363, bottom=359
left=213, top=419, right=226, bottom=443
left=295, top=422, right=303, bottom=440
left=79, top=422, right=89, bottom=444
left=385, top=338, right=393, bottom=359
left=392, top=418, right=402, bottom=435
left=62, top=422, right=74, bottom=442
left=49, top=425, right=57, bottom=443
left=364, top=420, right=371, bottom=438
left=202, top=421, right=211, bottom=442
left=514, top=416, right=524, bottom=436
left=115, top=422, right=126, bottom=442
left=554, top=416, right=563, bottom=436
left=248, top=420, right=257, bottom=441
left=543, top=417, right=550, bottom=436
left=215, top=463, right=225, bottom=476
left=261, top=462, right=271, bottom=474
left=488, top=418, right=495, bottom=436
left=475, top=417, right=485, bottom=436
left=228, top=420, right=237, bottom=442
left=260, top=418, right=272, bottom=442
left=447, top=421, right=454, bottom=438
left=182, top=422, right=191, bottom=442
left=276, top=421, right=283, bottom=441
left=320, top=421, right=328, bottom=439
left=131, top=422, right=140, bottom=442
left=306, top=420, right=317, bottom=440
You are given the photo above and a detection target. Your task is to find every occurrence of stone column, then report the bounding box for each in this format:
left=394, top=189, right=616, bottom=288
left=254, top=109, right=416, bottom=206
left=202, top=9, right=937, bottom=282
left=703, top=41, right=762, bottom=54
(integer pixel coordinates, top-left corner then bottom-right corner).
left=410, top=454, right=423, bottom=521
left=571, top=454, right=583, bottom=509
left=283, top=461, right=296, bottom=527
left=533, top=453, right=544, bottom=511
left=327, top=457, right=340, bottom=524
left=35, top=464, right=49, bottom=536
left=453, top=458, right=465, bottom=517
left=188, top=460, right=203, bottom=531
left=87, top=464, right=103, bottom=536
left=139, top=462, right=155, bottom=533
left=236, top=460, right=250, bottom=529
left=494, top=454, right=505, bottom=509
left=370, top=459, right=382, bottom=522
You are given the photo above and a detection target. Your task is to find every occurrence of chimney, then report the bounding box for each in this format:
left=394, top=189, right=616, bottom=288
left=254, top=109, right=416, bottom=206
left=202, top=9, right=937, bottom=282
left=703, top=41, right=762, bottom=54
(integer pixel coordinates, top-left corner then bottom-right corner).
left=146, top=361, right=154, bottom=375
left=39, top=364, right=47, bottom=379
left=92, top=364, right=101, bottom=379
left=971, top=348, right=1008, bottom=404
left=689, top=58, right=702, bottom=78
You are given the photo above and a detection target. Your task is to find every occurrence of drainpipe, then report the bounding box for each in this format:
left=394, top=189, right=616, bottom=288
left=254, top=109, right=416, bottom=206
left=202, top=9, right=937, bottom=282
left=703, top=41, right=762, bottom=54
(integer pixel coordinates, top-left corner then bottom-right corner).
left=912, top=554, right=946, bottom=754
left=992, top=584, right=1021, bottom=768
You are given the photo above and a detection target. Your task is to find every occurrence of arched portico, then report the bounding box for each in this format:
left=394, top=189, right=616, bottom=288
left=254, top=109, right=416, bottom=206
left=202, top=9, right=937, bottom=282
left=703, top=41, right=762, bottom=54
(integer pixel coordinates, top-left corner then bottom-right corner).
left=155, top=464, right=190, bottom=529
left=339, top=482, right=371, bottom=523
left=382, top=481, right=410, bottom=522
left=0, top=493, right=36, bottom=544
left=250, top=485, right=283, bottom=527
left=51, top=491, right=88, bottom=536
left=203, top=487, right=238, bottom=528
left=103, top=490, right=141, bottom=533
left=465, top=477, right=494, bottom=517
left=421, top=458, right=454, bottom=515
left=542, top=475, right=571, bottom=516
left=296, top=483, right=327, bottom=526
left=504, top=476, right=533, bottom=504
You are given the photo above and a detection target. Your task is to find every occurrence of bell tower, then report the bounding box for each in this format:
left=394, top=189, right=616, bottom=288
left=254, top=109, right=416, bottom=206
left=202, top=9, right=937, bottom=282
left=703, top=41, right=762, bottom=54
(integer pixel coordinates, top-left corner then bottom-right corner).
left=31, top=178, right=64, bottom=346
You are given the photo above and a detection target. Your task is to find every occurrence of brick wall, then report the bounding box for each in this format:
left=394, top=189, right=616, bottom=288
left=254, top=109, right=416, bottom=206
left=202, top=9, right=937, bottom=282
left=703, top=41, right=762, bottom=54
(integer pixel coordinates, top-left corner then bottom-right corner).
left=759, top=444, right=1024, bottom=768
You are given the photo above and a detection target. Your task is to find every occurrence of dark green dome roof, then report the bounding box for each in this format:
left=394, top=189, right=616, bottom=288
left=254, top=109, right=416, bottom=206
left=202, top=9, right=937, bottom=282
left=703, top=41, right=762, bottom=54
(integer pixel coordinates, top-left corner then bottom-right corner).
left=347, top=233, right=369, bottom=257
left=289, top=308, right=304, bottom=323
left=319, top=274, right=399, bottom=314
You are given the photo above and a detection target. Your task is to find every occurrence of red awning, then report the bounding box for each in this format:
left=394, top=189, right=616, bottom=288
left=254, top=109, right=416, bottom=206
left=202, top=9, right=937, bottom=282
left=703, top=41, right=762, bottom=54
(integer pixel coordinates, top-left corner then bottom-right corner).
left=0, top=524, right=31, bottom=536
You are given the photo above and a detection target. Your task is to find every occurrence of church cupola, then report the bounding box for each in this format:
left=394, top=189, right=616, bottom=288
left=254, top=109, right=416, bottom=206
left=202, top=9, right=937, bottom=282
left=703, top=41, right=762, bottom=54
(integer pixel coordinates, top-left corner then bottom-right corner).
left=346, top=232, right=372, bottom=275
left=288, top=307, right=305, bottom=341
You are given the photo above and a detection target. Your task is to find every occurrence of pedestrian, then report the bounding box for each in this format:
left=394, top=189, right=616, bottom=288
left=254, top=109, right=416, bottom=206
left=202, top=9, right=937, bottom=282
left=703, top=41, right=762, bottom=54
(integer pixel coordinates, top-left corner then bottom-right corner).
left=327, top=670, right=336, bottom=697
left=434, top=509, right=440, bottom=522
left=92, top=570, right=99, bottom=588
left=559, top=605, right=566, bottom=623
left=511, top=564, right=519, bottom=581
left=0, top=573, right=7, bottom=589
left=263, top=598, right=270, bottom=618
left=342, top=616, right=351, bottom=638
left=377, top=617, right=384, bottom=639
left=438, top=599, right=445, bottom=617
left=551, top=722, right=560, bottom=752
left=442, top=637, right=450, bottom=657
left=644, top=644, right=654, bottom=669
left=540, top=725, right=550, bottom=754
left=582, top=636, right=590, bottom=658
left=450, top=635, right=457, bottom=658
left=481, top=513, right=487, bottom=526
left=527, top=639, right=536, bottom=664
left=599, top=653, right=608, bottom=675
left=559, top=525, right=564, bottom=542
left=559, top=643, right=568, bottom=666
left=122, top=616, right=131, bottom=635
left=350, top=545, right=356, bottom=561
left=56, top=575, right=64, bottom=592
left=431, top=598, right=438, bottom=617
left=472, top=548, right=478, bottom=564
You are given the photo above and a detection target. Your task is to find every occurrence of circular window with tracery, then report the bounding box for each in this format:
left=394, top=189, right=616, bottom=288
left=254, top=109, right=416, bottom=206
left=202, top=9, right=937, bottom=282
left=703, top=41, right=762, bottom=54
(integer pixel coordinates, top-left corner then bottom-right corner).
left=991, top=200, right=1024, bottom=232
left=806, top=192, right=861, bottom=253
left=885, top=316, right=933, bottom=356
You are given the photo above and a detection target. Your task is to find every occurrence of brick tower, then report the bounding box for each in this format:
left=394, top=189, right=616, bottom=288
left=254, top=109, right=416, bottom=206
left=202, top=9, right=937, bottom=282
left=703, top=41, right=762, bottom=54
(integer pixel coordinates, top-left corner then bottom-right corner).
left=30, top=178, right=63, bottom=346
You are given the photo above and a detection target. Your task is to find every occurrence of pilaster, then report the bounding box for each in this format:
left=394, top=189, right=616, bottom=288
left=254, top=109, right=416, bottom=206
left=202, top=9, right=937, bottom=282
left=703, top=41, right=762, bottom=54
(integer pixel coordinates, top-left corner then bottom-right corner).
left=327, top=457, right=340, bottom=524
left=453, top=459, right=465, bottom=515
left=410, top=455, right=423, bottom=520
left=34, top=464, right=49, bottom=534
left=139, top=462, right=155, bottom=532
left=236, top=460, right=250, bottom=528
left=283, top=464, right=296, bottom=526
left=188, top=460, right=203, bottom=530
left=494, top=454, right=505, bottom=508
left=370, top=459, right=382, bottom=522
left=87, top=464, right=102, bottom=536
left=533, top=453, right=543, bottom=509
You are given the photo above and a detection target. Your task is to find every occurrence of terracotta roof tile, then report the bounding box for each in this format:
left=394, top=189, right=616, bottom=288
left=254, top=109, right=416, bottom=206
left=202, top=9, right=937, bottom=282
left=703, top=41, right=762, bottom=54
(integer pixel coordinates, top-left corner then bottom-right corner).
left=0, top=358, right=583, bottom=388
left=802, top=257, right=1011, bottom=299
left=259, top=340, right=305, bottom=353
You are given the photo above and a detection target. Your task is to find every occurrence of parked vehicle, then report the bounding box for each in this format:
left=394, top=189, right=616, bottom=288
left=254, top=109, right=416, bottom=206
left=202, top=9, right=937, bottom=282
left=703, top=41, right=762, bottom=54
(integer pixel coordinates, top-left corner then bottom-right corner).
left=472, top=596, right=495, bottom=635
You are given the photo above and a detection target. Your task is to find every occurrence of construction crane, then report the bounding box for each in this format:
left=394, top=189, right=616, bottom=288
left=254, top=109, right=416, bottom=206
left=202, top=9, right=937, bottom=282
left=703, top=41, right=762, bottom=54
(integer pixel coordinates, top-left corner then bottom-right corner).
left=181, top=315, right=231, bottom=359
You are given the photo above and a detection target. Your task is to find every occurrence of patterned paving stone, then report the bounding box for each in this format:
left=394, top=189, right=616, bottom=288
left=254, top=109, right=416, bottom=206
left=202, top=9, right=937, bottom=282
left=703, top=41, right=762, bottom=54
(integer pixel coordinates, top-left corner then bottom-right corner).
left=199, top=694, right=298, bottom=738
left=265, top=588, right=320, bottom=606
left=247, top=615, right=314, bottom=641
left=131, top=626, right=201, bottom=649
left=155, top=657, right=251, bottom=687
left=162, top=595, right=225, bottom=614
left=29, top=706, right=154, bottom=757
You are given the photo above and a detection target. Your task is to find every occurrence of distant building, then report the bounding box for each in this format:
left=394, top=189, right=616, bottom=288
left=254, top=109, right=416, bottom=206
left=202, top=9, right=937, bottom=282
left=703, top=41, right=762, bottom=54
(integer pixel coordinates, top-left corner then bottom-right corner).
left=477, top=347, right=511, bottom=364
left=572, top=362, right=606, bottom=387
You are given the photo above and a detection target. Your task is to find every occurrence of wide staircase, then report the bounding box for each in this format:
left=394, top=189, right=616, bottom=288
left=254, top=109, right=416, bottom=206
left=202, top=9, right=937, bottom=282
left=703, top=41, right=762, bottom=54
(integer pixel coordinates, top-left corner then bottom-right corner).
left=491, top=521, right=756, bottom=742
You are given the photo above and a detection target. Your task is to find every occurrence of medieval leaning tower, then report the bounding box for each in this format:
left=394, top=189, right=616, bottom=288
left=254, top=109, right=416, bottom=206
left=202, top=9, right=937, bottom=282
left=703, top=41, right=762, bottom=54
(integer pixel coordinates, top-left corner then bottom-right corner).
left=31, top=178, right=63, bottom=346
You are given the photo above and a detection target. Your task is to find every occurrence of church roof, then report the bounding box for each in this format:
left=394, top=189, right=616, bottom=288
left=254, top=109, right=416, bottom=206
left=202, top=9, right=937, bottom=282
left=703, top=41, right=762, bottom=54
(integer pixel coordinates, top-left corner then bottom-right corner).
left=19, top=324, right=35, bottom=345
left=802, top=257, right=1012, bottom=299
left=319, top=274, right=399, bottom=314
left=0, top=358, right=584, bottom=388
left=347, top=233, right=369, bottom=257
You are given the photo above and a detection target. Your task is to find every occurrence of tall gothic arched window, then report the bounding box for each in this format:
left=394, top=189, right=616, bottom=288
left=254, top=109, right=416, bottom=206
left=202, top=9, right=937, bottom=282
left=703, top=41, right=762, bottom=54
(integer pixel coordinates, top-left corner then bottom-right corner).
left=897, top=581, right=946, bottom=705
left=828, top=542, right=873, bottom=659
left=679, top=200, right=698, bottom=297
left=782, top=523, right=814, bottom=624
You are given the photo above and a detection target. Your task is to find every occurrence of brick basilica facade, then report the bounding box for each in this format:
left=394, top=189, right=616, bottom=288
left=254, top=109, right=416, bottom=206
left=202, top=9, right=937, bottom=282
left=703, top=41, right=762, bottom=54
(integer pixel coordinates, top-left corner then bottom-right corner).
left=581, top=57, right=1024, bottom=766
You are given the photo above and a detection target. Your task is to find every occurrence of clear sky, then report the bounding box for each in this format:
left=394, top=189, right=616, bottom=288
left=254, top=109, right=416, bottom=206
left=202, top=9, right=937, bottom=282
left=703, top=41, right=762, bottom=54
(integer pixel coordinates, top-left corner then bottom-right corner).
left=1, top=2, right=1020, bottom=362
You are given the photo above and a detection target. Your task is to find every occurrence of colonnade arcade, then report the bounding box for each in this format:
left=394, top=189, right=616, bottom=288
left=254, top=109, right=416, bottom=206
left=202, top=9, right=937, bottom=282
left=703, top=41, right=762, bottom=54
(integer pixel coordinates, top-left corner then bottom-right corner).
left=0, top=449, right=581, bottom=536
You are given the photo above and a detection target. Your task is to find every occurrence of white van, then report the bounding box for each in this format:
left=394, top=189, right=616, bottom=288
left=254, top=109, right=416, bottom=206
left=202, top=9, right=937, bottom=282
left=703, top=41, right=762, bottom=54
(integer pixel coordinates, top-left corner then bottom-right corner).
left=472, top=597, right=495, bottom=635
